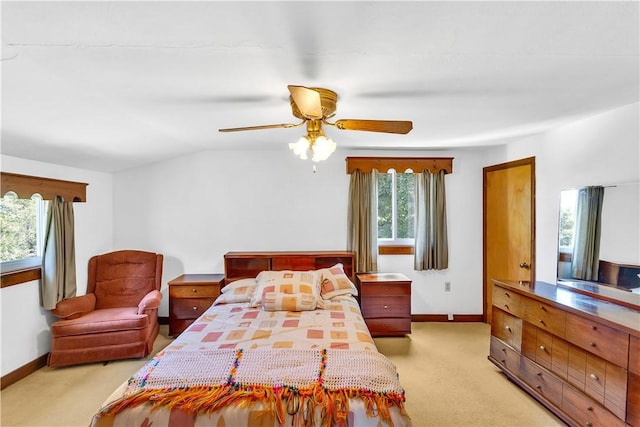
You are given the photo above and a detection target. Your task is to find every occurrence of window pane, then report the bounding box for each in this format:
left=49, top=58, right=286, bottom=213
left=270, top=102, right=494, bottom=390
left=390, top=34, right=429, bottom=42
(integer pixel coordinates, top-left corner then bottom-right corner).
left=559, top=189, right=578, bottom=249
left=396, top=173, right=415, bottom=239
left=0, top=193, right=40, bottom=262
left=377, top=173, right=392, bottom=239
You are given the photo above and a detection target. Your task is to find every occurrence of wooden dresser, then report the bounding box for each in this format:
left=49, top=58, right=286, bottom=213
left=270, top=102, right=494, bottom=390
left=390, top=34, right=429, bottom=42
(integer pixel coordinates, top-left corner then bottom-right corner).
left=168, top=273, right=224, bottom=336
left=357, top=273, right=412, bottom=337
left=489, top=279, right=640, bottom=427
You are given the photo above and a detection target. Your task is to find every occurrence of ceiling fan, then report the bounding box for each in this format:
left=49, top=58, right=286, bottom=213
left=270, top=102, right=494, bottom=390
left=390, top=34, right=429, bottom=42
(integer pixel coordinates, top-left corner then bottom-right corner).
left=218, top=85, right=413, bottom=162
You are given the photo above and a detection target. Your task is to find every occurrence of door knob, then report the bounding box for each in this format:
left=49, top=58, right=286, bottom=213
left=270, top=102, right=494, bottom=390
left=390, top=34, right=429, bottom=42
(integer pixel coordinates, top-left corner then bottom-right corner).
left=519, top=262, right=530, bottom=269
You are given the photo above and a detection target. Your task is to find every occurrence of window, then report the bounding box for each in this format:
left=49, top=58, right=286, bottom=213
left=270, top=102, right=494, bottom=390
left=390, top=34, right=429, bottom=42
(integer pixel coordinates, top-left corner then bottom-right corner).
left=558, top=189, right=578, bottom=254
left=377, top=170, right=415, bottom=244
left=0, top=192, right=48, bottom=271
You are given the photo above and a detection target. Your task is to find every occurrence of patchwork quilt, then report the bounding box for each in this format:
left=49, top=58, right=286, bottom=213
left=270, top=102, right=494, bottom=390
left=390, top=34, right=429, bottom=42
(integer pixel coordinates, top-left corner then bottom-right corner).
left=90, top=298, right=411, bottom=427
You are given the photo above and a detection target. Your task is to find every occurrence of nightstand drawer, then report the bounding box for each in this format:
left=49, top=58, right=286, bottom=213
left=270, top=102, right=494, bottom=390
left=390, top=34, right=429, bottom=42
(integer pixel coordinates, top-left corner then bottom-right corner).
left=360, top=282, right=411, bottom=297
left=170, top=297, right=215, bottom=319
left=361, top=296, right=410, bottom=318
left=365, top=318, right=411, bottom=335
left=169, top=284, right=220, bottom=299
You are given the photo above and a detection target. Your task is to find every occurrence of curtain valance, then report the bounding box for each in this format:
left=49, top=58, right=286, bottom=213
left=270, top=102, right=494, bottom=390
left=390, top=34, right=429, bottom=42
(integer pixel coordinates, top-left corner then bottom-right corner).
left=345, top=157, right=453, bottom=175
left=1, top=172, right=87, bottom=202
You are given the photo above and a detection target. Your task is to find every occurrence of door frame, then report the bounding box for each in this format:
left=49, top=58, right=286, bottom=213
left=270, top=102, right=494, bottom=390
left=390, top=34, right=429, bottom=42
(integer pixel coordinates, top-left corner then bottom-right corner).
left=482, top=156, right=536, bottom=322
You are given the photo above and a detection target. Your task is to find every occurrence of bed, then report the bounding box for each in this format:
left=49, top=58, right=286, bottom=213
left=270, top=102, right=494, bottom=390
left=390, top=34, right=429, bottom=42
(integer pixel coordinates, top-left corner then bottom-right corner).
left=90, top=251, right=411, bottom=427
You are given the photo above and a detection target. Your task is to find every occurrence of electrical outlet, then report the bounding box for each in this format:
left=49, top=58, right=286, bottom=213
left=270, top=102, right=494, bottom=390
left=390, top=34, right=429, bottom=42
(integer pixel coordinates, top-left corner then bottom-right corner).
left=447, top=313, right=454, bottom=321
left=444, top=281, right=451, bottom=292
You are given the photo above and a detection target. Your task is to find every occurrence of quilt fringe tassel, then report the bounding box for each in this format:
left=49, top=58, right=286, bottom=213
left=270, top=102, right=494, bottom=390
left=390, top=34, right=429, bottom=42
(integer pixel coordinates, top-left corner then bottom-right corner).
left=100, top=383, right=408, bottom=427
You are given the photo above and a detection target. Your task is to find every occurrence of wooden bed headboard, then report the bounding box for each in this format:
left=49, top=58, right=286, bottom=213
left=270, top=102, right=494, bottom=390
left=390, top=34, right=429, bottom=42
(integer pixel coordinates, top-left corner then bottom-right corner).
left=224, top=251, right=355, bottom=284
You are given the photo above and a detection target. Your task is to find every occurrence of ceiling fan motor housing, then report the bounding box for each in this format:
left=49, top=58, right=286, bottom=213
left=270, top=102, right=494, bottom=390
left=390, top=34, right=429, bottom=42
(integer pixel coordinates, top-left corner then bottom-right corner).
left=290, top=87, right=337, bottom=119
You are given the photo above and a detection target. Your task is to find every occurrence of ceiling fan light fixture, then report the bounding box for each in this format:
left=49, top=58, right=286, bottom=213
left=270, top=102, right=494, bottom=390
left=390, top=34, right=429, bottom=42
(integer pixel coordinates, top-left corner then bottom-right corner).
left=289, top=137, right=310, bottom=160
left=311, top=135, right=336, bottom=162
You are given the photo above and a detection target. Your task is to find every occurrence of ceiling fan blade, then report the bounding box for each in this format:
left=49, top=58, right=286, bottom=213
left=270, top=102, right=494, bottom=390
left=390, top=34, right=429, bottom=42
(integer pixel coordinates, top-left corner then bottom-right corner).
left=288, top=85, right=323, bottom=119
left=219, top=122, right=303, bottom=132
left=332, top=119, right=413, bottom=134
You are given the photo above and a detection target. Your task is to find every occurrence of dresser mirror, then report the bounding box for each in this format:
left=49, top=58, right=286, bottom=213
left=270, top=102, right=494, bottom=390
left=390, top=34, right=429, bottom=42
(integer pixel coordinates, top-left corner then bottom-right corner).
left=557, top=182, right=640, bottom=293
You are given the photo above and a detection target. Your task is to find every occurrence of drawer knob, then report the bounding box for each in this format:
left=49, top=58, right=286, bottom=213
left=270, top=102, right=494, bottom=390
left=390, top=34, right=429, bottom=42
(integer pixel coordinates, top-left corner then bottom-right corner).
left=505, top=326, right=512, bottom=332
left=192, top=306, right=198, bottom=311
left=539, top=305, right=546, bottom=311
left=504, top=304, right=510, bottom=310
left=536, top=372, right=542, bottom=377
left=504, top=292, right=510, bottom=298
left=587, top=406, right=594, bottom=412
left=192, top=288, right=197, bottom=293
left=383, top=305, right=389, bottom=309
left=589, top=342, right=596, bottom=347
left=501, top=359, right=506, bottom=364
left=586, top=423, right=592, bottom=427
left=535, top=385, right=542, bottom=390
left=538, top=319, right=545, bottom=325
left=590, top=373, right=599, bottom=381
left=591, top=325, right=597, bottom=331
left=539, top=345, right=546, bottom=352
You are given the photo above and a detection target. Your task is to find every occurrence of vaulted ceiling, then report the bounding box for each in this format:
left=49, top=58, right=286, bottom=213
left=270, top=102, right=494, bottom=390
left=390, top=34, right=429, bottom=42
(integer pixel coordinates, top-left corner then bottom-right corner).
left=2, top=1, right=638, bottom=172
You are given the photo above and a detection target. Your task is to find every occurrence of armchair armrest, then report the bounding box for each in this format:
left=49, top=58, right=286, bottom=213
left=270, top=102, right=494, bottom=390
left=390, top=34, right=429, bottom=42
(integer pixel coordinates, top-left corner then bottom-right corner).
left=51, top=294, right=96, bottom=320
left=138, top=290, right=162, bottom=315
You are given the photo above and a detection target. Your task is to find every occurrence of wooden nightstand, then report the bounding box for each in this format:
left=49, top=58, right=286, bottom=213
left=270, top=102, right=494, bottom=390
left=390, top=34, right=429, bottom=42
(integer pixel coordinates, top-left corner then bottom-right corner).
left=357, top=273, right=411, bottom=337
left=168, top=273, right=224, bottom=336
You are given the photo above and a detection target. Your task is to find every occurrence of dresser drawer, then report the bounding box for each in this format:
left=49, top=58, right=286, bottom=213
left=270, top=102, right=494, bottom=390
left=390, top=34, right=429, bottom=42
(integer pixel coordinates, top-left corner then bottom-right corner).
left=493, top=285, right=524, bottom=318
left=360, top=282, right=411, bottom=297
left=169, top=284, right=220, bottom=299
left=491, top=308, right=522, bottom=352
left=563, top=386, right=626, bottom=427
left=361, top=296, right=410, bottom=318
left=565, top=313, right=629, bottom=368
left=520, top=356, right=564, bottom=406
left=628, top=372, right=640, bottom=427
left=490, top=336, right=521, bottom=372
left=572, top=347, right=627, bottom=420
left=170, top=297, right=215, bottom=320
left=523, top=297, right=566, bottom=337
left=365, top=317, right=411, bottom=336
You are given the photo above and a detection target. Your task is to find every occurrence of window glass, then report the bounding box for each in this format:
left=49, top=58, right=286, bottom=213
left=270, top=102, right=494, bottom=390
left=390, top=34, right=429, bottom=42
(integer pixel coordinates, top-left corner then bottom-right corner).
left=559, top=189, right=578, bottom=251
left=377, top=171, right=415, bottom=242
left=377, top=173, right=393, bottom=239
left=0, top=192, right=47, bottom=267
left=396, top=173, right=415, bottom=239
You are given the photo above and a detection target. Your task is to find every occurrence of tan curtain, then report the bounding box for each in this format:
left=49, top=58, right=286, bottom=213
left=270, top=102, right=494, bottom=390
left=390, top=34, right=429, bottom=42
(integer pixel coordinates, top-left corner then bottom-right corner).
left=414, top=170, right=448, bottom=270
left=41, top=196, right=77, bottom=309
left=347, top=169, right=378, bottom=273
left=571, top=186, right=604, bottom=281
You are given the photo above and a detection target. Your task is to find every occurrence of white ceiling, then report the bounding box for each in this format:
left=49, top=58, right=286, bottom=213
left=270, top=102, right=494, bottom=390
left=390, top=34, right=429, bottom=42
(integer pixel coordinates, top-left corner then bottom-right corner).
left=1, top=1, right=638, bottom=172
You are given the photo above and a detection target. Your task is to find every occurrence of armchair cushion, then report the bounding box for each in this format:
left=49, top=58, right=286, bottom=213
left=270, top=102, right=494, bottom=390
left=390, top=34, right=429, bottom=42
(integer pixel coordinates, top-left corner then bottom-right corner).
left=51, top=307, right=148, bottom=337
left=137, top=290, right=162, bottom=314
left=51, top=294, right=96, bottom=320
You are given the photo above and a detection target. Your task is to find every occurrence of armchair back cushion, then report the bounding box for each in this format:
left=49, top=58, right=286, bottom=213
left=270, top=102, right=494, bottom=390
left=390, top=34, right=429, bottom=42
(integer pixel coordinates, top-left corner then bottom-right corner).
left=90, top=250, right=162, bottom=309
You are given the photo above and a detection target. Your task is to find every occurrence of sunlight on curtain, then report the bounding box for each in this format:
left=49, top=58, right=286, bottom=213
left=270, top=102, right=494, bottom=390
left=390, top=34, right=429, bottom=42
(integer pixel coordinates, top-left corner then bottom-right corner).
left=41, top=196, right=77, bottom=309
left=414, top=170, right=448, bottom=270
left=347, top=169, right=378, bottom=273
left=571, top=186, right=604, bottom=281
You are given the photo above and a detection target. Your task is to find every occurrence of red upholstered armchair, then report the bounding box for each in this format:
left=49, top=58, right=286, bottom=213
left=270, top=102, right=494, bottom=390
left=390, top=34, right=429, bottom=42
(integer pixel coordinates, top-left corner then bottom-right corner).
left=48, top=250, right=163, bottom=367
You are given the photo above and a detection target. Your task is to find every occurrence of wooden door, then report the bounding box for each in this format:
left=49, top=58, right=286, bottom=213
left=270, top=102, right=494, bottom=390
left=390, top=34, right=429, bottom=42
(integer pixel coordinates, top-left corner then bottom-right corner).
left=483, top=157, right=535, bottom=323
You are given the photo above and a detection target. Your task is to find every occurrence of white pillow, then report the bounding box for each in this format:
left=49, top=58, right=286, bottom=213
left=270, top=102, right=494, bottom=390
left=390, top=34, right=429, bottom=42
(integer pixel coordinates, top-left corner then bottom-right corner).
left=251, top=270, right=321, bottom=308
left=222, top=278, right=257, bottom=293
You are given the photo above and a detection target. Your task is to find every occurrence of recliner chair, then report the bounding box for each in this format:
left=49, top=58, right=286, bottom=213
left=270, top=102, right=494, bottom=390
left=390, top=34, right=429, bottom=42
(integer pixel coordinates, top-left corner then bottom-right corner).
left=48, top=250, right=163, bottom=367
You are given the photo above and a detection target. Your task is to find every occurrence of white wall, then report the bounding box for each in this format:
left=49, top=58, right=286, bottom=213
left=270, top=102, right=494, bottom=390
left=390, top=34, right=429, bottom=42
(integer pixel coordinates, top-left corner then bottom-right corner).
left=0, top=155, right=113, bottom=376
left=113, top=148, right=486, bottom=317
left=2, top=102, right=637, bottom=376
left=485, top=102, right=640, bottom=283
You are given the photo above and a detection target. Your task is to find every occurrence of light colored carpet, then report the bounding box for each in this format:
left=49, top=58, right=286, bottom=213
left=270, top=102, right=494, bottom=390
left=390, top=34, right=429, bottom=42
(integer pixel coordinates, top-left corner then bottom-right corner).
left=0, top=323, right=564, bottom=427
